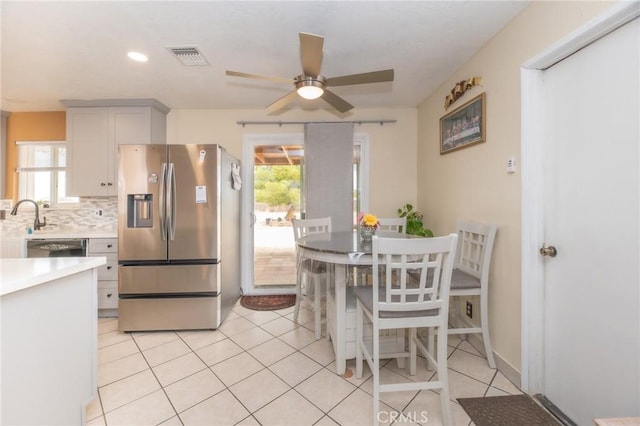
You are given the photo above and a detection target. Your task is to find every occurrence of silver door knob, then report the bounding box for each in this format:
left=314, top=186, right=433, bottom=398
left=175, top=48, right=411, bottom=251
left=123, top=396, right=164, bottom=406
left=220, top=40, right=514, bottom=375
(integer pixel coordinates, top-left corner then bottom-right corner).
left=539, top=244, right=557, bottom=257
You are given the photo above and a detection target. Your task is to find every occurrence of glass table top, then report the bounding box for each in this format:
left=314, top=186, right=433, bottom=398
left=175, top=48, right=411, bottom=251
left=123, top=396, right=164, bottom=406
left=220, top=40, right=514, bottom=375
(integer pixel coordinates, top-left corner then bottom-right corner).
left=297, top=230, right=408, bottom=254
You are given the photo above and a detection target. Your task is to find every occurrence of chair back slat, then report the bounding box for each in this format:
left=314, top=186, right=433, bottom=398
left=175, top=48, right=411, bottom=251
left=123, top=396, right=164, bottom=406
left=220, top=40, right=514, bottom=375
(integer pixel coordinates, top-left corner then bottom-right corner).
left=455, top=221, right=497, bottom=280
left=373, top=234, right=457, bottom=316
left=377, top=217, right=407, bottom=235
left=292, top=217, right=332, bottom=241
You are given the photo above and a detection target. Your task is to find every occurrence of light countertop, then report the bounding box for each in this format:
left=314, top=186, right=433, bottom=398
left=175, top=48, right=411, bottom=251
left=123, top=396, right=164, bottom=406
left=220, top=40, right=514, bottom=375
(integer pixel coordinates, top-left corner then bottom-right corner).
left=0, top=257, right=106, bottom=296
left=1, top=226, right=116, bottom=239
left=24, top=228, right=117, bottom=239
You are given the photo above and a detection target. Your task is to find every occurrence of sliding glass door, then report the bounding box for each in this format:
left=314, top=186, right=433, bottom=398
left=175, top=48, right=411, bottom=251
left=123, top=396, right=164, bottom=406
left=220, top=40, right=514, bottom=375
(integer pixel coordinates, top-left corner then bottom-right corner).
left=241, top=133, right=369, bottom=295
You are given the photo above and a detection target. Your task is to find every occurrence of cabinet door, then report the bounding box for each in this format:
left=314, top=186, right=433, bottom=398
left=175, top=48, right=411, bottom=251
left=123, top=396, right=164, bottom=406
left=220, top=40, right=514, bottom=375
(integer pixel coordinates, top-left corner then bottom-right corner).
left=112, top=107, right=152, bottom=145
left=67, top=108, right=112, bottom=196
left=66, top=104, right=167, bottom=197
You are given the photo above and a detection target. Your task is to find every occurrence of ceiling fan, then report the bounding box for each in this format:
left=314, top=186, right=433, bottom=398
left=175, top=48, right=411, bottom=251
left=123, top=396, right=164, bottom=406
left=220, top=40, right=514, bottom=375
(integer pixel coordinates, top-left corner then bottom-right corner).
left=225, top=32, right=394, bottom=113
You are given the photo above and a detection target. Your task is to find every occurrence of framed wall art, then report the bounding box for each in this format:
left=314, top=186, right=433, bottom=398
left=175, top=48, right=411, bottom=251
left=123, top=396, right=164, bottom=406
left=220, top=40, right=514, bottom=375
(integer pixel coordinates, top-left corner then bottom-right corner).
left=440, top=92, right=486, bottom=155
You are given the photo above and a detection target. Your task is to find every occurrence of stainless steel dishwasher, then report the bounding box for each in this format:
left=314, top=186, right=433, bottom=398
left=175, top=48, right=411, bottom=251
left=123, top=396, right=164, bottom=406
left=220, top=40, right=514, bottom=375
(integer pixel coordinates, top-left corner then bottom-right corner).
left=26, top=238, right=88, bottom=258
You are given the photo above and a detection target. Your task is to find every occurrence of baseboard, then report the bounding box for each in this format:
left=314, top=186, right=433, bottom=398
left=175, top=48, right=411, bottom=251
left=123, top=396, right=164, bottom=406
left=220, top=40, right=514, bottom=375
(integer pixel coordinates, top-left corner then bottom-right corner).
left=466, top=333, right=521, bottom=390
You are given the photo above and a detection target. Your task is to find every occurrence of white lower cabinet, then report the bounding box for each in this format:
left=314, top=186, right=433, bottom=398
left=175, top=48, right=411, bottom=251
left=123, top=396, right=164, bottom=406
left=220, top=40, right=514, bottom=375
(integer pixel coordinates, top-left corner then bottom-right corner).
left=89, top=238, right=118, bottom=316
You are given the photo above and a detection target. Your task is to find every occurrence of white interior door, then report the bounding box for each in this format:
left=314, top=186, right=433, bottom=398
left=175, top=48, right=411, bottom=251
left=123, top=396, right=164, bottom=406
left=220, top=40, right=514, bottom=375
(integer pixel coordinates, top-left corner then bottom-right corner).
left=537, top=17, right=639, bottom=424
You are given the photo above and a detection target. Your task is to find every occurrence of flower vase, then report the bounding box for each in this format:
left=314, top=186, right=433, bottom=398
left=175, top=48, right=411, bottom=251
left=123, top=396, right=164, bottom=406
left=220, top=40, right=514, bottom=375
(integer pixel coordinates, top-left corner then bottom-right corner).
left=360, top=226, right=376, bottom=243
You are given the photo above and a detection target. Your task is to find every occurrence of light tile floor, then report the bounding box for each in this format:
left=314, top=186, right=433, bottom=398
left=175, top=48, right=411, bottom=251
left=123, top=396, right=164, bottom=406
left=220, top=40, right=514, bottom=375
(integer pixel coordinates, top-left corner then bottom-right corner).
left=86, top=302, right=522, bottom=426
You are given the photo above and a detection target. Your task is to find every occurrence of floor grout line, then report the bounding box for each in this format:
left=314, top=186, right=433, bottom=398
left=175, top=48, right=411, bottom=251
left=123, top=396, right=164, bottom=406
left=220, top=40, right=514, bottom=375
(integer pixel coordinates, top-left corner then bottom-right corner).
left=92, top=303, right=514, bottom=425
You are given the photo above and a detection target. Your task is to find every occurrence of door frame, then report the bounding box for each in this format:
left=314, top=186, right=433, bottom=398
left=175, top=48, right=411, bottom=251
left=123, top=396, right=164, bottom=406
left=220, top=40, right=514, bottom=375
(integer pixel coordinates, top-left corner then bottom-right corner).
left=520, top=1, right=640, bottom=393
left=240, top=132, right=370, bottom=295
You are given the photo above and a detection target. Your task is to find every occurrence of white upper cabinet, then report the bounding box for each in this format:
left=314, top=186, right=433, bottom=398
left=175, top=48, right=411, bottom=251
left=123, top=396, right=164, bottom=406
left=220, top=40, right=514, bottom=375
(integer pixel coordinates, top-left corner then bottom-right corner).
left=63, top=100, right=169, bottom=196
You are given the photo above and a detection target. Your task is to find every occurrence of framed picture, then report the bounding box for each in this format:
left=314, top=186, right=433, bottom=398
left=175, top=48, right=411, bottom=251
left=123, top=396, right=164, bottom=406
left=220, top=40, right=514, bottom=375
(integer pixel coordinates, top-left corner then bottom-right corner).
left=440, top=92, right=486, bottom=155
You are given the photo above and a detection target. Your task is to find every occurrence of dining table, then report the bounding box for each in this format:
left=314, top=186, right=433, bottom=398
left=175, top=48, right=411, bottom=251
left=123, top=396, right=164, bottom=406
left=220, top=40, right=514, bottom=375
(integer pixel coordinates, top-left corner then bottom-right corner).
left=296, top=230, right=408, bottom=375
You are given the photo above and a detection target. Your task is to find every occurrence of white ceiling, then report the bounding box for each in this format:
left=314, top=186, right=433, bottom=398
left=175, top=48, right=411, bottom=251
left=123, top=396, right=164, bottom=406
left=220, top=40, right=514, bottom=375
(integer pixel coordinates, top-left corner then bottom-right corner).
left=1, top=1, right=529, bottom=114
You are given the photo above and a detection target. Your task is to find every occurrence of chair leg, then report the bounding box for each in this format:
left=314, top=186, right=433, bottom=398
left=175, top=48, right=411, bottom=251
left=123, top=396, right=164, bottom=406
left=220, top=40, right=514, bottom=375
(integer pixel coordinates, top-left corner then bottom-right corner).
left=395, top=328, right=406, bottom=369
left=409, top=328, right=417, bottom=376
left=293, top=272, right=303, bottom=322
left=356, top=301, right=363, bottom=379
left=372, top=322, right=380, bottom=426
left=480, top=294, right=496, bottom=368
left=324, top=272, right=330, bottom=341
left=426, top=328, right=436, bottom=370
left=450, top=297, right=459, bottom=327
left=437, top=325, right=453, bottom=426
left=313, top=277, right=322, bottom=340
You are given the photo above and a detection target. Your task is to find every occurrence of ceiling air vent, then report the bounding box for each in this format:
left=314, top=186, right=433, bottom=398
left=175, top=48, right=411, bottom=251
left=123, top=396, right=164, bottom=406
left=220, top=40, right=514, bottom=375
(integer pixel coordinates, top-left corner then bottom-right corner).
left=167, top=46, right=209, bottom=66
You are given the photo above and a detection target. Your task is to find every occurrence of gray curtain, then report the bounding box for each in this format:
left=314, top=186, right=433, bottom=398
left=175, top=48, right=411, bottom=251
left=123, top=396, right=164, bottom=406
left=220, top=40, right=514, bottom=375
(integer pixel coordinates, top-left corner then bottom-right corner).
left=304, top=123, right=354, bottom=232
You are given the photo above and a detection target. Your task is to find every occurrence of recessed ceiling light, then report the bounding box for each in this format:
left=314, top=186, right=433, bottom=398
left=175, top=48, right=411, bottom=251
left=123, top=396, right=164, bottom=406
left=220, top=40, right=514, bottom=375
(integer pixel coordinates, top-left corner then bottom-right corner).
left=127, top=51, right=148, bottom=62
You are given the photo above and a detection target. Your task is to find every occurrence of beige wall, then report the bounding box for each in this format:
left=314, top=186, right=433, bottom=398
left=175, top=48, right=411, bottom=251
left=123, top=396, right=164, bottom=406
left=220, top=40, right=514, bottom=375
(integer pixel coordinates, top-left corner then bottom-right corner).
left=416, top=0, right=616, bottom=373
left=167, top=107, right=418, bottom=217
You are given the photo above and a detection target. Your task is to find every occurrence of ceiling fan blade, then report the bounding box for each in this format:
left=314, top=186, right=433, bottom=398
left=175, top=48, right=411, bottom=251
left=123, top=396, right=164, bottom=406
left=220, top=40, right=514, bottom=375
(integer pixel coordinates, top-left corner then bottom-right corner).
left=299, top=33, right=324, bottom=77
left=326, top=69, right=394, bottom=87
left=225, top=70, right=291, bottom=85
left=266, top=90, right=299, bottom=113
left=321, top=89, right=354, bottom=113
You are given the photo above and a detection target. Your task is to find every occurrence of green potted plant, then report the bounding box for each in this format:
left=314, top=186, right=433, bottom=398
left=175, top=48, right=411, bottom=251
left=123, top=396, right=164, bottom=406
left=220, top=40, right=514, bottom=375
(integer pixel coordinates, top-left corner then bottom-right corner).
left=397, top=203, right=434, bottom=237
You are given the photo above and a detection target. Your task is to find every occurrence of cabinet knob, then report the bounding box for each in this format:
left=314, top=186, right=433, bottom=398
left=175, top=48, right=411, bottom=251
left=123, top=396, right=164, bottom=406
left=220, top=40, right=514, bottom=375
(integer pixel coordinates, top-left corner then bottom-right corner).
left=100, top=182, right=106, bottom=187
left=107, top=266, right=112, bottom=270
left=107, top=293, right=112, bottom=298
left=107, top=182, right=113, bottom=186
left=107, top=244, right=112, bottom=248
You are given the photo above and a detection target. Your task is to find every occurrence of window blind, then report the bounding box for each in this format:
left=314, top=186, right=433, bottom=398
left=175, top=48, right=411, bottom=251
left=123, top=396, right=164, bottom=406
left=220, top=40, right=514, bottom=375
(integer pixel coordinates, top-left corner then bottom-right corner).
left=17, top=142, right=66, bottom=172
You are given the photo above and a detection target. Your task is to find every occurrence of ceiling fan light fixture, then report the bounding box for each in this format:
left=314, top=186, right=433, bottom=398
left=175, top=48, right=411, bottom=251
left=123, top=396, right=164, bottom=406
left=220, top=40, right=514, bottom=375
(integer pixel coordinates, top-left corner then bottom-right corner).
left=295, top=76, right=325, bottom=100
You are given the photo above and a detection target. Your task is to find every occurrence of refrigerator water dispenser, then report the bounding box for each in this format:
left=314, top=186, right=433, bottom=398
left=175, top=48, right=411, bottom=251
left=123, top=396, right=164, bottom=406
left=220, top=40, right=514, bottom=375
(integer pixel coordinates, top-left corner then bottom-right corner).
left=127, top=194, right=153, bottom=228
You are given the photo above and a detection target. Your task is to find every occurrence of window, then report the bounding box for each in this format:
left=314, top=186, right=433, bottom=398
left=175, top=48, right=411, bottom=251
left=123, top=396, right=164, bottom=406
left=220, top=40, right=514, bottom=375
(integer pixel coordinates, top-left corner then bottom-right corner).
left=17, top=141, right=78, bottom=204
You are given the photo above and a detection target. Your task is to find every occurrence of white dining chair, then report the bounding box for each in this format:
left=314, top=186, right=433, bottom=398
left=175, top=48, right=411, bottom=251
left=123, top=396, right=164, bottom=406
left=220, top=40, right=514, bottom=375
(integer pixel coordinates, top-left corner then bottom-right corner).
left=292, top=217, right=332, bottom=340
left=354, top=233, right=458, bottom=425
left=377, top=217, right=407, bottom=234
left=448, top=221, right=497, bottom=368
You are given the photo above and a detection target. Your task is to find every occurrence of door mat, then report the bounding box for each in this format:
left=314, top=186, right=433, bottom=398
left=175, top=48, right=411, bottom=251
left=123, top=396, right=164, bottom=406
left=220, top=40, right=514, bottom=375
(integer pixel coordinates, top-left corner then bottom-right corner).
left=240, top=295, right=296, bottom=311
left=458, top=394, right=561, bottom=426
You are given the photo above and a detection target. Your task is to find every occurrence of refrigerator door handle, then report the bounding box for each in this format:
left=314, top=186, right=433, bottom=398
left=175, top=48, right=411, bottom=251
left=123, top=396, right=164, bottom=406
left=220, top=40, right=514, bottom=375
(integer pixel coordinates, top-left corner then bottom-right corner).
left=168, top=162, right=177, bottom=240
left=159, top=162, right=168, bottom=240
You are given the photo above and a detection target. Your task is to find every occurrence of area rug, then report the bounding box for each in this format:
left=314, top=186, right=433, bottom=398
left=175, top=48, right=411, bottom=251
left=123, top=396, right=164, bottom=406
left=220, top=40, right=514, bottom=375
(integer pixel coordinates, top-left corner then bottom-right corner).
left=240, top=295, right=296, bottom=311
left=458, top=394, right=561, bottom=426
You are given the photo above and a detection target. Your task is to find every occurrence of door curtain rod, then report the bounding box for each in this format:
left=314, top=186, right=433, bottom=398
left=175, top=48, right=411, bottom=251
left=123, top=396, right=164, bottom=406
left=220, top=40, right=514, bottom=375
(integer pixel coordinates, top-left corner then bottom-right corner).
left=236, top=119, right=396, bottom=127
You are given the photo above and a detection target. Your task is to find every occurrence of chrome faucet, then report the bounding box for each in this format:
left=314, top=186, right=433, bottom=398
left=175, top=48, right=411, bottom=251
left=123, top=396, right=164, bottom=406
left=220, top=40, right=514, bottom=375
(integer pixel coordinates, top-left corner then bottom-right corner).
left=10, top=199, right=47, bottom=230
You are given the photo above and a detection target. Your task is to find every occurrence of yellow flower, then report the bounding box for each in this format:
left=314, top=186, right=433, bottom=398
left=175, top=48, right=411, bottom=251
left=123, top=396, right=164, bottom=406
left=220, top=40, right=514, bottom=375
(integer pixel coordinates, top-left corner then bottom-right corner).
left=362, top=213, right=379, bottom=228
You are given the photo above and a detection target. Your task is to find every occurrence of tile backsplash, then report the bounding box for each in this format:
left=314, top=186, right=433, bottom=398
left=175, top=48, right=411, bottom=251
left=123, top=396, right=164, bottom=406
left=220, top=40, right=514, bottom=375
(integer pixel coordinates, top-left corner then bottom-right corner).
left=0, top=197, right=117, bottom=233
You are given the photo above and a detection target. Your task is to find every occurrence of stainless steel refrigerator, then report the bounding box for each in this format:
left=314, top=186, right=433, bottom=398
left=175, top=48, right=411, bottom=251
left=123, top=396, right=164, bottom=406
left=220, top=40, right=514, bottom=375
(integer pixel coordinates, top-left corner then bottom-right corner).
left=117, top=144, right=241, bottom=331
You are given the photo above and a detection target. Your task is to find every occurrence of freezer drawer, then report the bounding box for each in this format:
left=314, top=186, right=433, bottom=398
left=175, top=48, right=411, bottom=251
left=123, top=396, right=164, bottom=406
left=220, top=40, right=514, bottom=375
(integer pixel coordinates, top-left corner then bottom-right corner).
left=119, top=264, right=219, bottom=295
left=118, top=297, right=220, bottom=331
